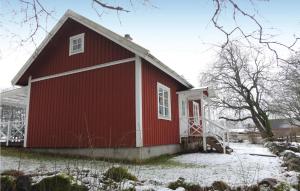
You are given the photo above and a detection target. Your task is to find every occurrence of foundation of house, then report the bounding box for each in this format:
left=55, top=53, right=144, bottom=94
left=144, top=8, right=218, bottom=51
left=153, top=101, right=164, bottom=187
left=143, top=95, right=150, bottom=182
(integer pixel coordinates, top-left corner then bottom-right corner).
left=29, top=144, right=186, bottom=160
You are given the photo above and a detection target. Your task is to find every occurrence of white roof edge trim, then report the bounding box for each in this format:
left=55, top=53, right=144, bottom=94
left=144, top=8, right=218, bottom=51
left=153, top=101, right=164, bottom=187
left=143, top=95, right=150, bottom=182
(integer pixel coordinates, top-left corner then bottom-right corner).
left=176, top=86, right=209, bottom=94
left=11, top=13, right=70, bottom=85
left=12, top=9, right=193, bottom=89
left=144, top=54, right=193, bottom=88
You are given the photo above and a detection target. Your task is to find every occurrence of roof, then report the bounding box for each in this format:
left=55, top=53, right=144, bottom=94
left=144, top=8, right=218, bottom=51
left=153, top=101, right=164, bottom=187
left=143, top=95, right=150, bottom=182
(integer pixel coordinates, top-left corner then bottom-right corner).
left=0, top=87, right=28, bottom=108
left=177, top=86, right=216, bottom=99
left=270, top=119, right=300, bottom=129
left=12, top=10, right=193, bottom=89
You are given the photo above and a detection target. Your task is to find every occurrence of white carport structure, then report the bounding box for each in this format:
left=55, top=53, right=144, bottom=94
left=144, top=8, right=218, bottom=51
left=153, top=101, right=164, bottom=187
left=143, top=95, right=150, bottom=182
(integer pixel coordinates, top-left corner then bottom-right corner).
left=0, top=87, right=28, bottom=146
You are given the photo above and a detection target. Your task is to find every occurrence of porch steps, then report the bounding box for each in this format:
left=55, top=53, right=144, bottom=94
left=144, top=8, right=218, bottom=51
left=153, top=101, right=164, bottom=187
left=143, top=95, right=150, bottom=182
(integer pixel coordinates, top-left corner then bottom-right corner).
left=207, top=136, right=233, bottom=154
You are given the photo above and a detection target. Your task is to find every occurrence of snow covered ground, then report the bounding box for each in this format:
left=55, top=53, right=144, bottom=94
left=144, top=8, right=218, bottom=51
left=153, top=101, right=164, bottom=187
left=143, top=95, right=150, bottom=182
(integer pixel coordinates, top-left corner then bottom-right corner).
left=0, top=143, right=299, bottom=188
left=131, top=143, right=299, bottom=186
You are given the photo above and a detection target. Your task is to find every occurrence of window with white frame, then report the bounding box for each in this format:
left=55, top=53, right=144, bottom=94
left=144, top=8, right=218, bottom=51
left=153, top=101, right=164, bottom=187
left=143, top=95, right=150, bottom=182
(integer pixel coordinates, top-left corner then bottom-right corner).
left=69, top=33, right=84, bottom=55
left=157, top=82, right=171, bottom=120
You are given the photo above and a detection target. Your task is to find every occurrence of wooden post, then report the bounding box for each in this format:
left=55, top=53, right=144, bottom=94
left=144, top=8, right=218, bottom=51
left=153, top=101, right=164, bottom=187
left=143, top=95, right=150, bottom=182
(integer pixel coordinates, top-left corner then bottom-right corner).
left=24, top=76, right=32, bottom=148
left=201, top=92, right=206, bottom=151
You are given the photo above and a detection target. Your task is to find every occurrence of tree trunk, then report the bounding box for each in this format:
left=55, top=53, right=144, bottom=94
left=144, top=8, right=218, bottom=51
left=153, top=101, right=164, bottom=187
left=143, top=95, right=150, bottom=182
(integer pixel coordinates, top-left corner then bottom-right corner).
left=252, top=115, right=273, bottom=139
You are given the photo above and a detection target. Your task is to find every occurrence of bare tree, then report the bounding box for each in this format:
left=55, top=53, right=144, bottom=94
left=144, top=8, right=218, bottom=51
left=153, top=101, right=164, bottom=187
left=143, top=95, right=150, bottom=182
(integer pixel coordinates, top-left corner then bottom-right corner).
left=201, top=42, right=275, bottom=138
left=211, top=0, right=300, bottom=63
left=273, top=55, right=300, bottom=126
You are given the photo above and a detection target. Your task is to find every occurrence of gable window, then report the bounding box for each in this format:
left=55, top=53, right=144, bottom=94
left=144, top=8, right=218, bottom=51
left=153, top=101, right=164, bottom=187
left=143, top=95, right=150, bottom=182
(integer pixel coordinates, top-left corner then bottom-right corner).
left=157, top=82, right=171, bottom=120
left=69, top=33, right=84, bottom=55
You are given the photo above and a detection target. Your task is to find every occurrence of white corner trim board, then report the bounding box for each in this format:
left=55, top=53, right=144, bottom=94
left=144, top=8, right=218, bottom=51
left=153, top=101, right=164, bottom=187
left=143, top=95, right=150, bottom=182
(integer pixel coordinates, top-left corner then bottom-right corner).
left=31, top=57, right=135, bottom=83
left=135, top=56, right=143, bottom=147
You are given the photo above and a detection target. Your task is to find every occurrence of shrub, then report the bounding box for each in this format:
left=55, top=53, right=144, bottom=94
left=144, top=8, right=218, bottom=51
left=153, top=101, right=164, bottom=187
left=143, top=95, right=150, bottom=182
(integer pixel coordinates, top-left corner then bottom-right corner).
left=31, top=174, right=88, bottom=191
left=1, top=169, right=24, bottom=177
left=275, top=182, right=291, bottom=191
left=103, top=166, right=137, bottom=182
left=211, top=181, right=230, bottom=191
left=0, top=175, right=16, bottom=191
left=246, top=184, right=259, bottom=191
left=16, top=175, right=32, bottom=191
left=168, top=177, right=202, bottom=191
left=122, top=188, right=136, bottom=191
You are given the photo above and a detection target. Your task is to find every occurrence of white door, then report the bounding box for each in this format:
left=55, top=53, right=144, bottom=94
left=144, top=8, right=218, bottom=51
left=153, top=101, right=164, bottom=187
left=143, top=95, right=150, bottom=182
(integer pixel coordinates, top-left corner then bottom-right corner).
left=179, top=96, right=188, bottom=137
left=193, top=101, right=200, bottom=125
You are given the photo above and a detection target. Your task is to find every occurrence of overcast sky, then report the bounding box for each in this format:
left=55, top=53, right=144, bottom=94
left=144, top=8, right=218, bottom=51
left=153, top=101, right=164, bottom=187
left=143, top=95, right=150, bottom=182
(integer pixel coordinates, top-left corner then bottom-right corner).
left=1, top=0, right=300, bottom=89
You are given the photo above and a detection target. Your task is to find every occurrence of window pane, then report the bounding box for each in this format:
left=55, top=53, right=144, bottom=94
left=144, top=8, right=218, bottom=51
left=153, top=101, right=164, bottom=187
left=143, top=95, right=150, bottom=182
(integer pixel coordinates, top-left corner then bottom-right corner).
left=164, top=91, right=168, bottom=100
left=164, top=96, right=168, bottom=107
left=164, top=107, right=169, bottom=116
left=159, top=95, right=163, bottom=106
left=159, top=88, right=163, bottom=93
left=159, top=106, right=164, bottom=115
left=77, top=43, right=82, bottom=50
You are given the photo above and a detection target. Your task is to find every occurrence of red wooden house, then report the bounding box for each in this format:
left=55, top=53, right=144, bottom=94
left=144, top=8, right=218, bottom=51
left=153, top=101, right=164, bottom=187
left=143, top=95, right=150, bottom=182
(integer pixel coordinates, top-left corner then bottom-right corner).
left=3, top=10, right=229, bottom=159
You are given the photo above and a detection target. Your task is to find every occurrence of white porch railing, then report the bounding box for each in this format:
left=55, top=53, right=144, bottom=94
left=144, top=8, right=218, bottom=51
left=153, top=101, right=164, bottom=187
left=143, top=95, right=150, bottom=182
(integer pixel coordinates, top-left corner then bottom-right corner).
left=203, top=118, right=229, bottom=153
left=0, top=120, right=25, bottom=145
left=188, top=117, right=202, bottom=136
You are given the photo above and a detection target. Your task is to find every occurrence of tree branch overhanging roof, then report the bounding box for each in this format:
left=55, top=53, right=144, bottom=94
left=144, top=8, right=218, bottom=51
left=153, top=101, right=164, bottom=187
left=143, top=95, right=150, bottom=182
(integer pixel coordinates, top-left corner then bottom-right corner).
left=12, top=10, right=193, bottom=89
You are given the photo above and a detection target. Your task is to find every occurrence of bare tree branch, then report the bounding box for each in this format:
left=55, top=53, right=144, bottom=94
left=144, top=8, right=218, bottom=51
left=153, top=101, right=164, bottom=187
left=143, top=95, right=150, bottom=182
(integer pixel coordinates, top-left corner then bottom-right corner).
left=92, top=0, right=130, bottom=12
left=211, top=0, right=300, bottom=63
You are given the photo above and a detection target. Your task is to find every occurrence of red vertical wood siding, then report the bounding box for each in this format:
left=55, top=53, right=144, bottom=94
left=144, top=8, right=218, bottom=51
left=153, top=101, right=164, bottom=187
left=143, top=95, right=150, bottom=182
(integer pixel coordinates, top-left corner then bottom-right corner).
left=27, top=62, right=136, bottom=148
left=17, top=18, right=134, bottom=86
left=142, top=60, right=187, bottom=146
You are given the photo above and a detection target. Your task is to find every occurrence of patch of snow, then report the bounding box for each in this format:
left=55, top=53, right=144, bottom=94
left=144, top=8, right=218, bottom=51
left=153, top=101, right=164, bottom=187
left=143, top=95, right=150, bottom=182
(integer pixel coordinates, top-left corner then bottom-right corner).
left=131, top=143, right=298, bottom=186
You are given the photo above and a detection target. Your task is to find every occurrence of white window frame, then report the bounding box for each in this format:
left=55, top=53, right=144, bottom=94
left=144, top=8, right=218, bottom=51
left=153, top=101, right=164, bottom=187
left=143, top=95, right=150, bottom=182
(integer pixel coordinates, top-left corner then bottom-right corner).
left=69, top=33, right=85, bottom=56
left=157, top=82, right=171, bottom=121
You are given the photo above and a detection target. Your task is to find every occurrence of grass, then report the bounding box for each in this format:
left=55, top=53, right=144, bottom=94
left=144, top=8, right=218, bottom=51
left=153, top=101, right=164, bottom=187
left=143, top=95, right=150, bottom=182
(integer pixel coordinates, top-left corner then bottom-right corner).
left=142, top=154, right=205, bottom=168
left=1, top=147, right=75, bottom=161
left=0, top=147, right=205, bottom=168
left=103, top=166, right=137, bottom=182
